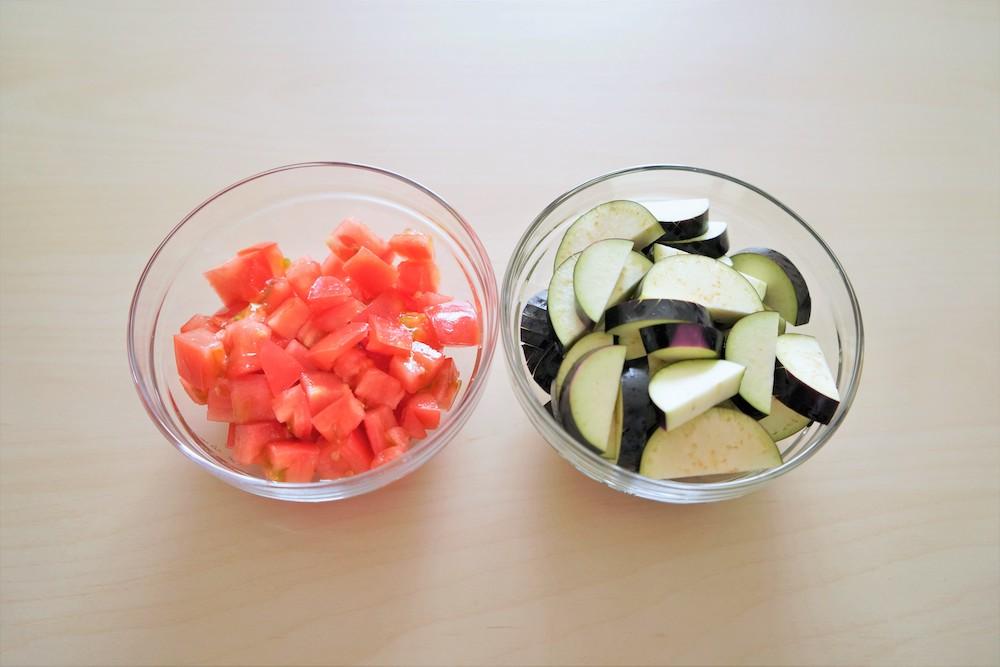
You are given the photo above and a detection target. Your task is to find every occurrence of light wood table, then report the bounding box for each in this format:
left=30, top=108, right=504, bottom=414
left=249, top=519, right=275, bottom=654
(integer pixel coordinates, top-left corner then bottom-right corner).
left=2, top=2, right=998, bottom=665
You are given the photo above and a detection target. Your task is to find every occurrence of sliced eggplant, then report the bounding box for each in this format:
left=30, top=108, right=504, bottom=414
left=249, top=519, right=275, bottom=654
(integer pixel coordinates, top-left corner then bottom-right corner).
left=522, top=343, right=550, bottom=369
left=527, top=344, right=562, bottom=392
left=740, top=272, right=768, bottom=300
left=772, top=334, right=840, bottom=424
left=640, top=322, right=724, bottom=363
left=758, top=397, right=812, bottom=441
left=559, top=345, right=628, bottom=454
left=604, top=298, right=711, bottom=336
left=548, top=253, right=590, bottom=347
left=617, top=363, right=658, bottom=472
left=615, top=328, right=647, bottom=360
left=639, top=254, right=764, bottom=324
left=573, top=238, right=633, bottom=321
left=551, top=331, right=614, bottom=406
left=649, top=243, right=688, bottom=262
left=731, top=248, right=811, bottom=325
left=520, top=326, right=555, bottom=349
left=643, top=198, right=710, bottom=241
left=639, top=408, right=781, bottom=479
left=724, top=311, right=781, bottom=417
left=554, top=200, right=662, bottom=268
left=604, top=387, right=624, bottom=461
left=647, top=354, right=669, bottom=377
left=660, top=221, right=730, bottom=258
left=607, top=251, right=652, bottom=306
left=648, top=359, right=745, bottom=431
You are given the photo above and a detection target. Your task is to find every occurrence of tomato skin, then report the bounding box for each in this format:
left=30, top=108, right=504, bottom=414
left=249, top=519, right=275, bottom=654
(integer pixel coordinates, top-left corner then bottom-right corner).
left=328, top=218, right=389, bottom=260
left=181, top=314, right=217, bottom=334
left=388, top=230, right=434, bottom=261
left=267, top=296, right=311, bottom=340
left=265, top=440, right=320, bottom=483
left=424, top=300, right=480, bottom=346
left=312, top=392, right=365, bottom=442
left=259, top=339, right=305, bottom=395
left=174, top=328, right=227, bottom=394
left=397, top=261, right=440, bottom=294
left=232, top=422, right=288, bottom=466
left=344, top=247, right=397, bottom=299
left=286, top=257, right=322, bottom=300
left=366, top=315, right=413, bottom=357
left=305, top=276, right=353, bottom=313
left=271, top=384, right=313, bottom=439
left=354, top=367, right=406, bottom=410
left=308, top=322, right=370, bottom=370
left=320, top=252, right=345, bottom=278
left=230, top=374, right=276, bottom=423
left=312, top=297, right=365, bottom=332
left=405, top=393, right=441, bottom=429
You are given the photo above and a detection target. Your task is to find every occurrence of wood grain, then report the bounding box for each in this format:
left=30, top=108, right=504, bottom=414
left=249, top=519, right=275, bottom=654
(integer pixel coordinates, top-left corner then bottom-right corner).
left=1, top=1, right=998, bottom=665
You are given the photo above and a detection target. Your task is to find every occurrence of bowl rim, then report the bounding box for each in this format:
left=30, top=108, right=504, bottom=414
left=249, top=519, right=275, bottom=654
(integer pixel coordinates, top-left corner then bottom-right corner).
left=502, top=163, right=864, bottom=500
left=128, top=161, right=498, bottom=499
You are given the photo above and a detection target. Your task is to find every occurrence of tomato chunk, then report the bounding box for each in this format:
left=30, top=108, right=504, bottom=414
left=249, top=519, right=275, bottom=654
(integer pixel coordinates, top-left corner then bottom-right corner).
left=306, top=276, right=353, bottom=312
left=339, top=428, right=374, bottom=473
left=406, top=392, right=441, bottom=429
left=299, top=371, right=350, bottom=414
left=266, top=441, right=320, bottom=483
left=316, top=441, right=353, bottom=479
left=397, top=261, right=440, bottom=294
left=363, top=405, right=398, bottom=454
left=286, top=257, right=322, bottom=300
left=354, top=367, right=406, bottom=410
left=259, top=339, right=304, bottom=395
left=359, top=290, right=406, bottom=324
left=399, top=312, right=440, bottom=347
left=406, top=291, right=452, bottom=311
left=259, top=277, right=293, bottom=313
left=230, top=374, right=275, bottom=423
left=388, top=341, right=443, bottom=394
left=206, top=379, right=234, bottom=422
left=399, top=404, right=427, bottom=440
left=344, top=247, right=397, bottom=299
left=205, top=245, right=283, bottom=306
left=367, top=315, right=413, bottom=357
left=296, top=318, right=328, bottom=348
left=429, top=357, right=461, bottom=409
left=271, top=384, right=313, bottom=439
left=321, top=253, right=345, bottom=278
left=425, top=300, right=480, bottom=346
left=312, top=297, right=365, bottom=332
left=267, top=296, right=311, bottom=339
left=283, top=339, right=318, bottom=371
left=308, top=322, right=370, bottom=370
left=333, top=346, right=373, bottom=385
left=388, top=230, right=434, bottom=261
left=312, top=392, right=365, bottom=442
left=174, top=328, right=226, bottom=395
left=224, top=318, right=271, bottom=378
left=371, top=446, right=405, bottom=468
left=386, top=426, right=411, bottom=450
left=181, top=314, right=217, bottom=334
left=232, top=422, right=288, bottom=466
left=327, top=218, right=389, bottom=260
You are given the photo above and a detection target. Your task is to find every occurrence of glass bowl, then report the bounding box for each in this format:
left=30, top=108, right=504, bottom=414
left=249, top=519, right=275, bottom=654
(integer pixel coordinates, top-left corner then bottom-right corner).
left=502, top=165, right=863, bottom=503
left=129, top=162, right=498, bottom=502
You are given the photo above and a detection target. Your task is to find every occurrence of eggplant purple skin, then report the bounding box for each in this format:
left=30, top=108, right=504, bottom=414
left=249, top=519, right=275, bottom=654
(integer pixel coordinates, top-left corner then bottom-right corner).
left=604, top=299, right=712, bottom=332
left=639, top=322, right=724, bottom=356
left=556, top=349, right=605, bottom=455
left=617, top=363, right=658, bottom=472
left=730, top=393, right=768, bottom=420
left=772, top=362, right=839, bottom=424
left=733, top=247, right=812, bottom=325
left=655, top=215, right=709, bottom=242
left=519, top=289, right=564, bottom=390
left=660, top=227, right=730, bottom=258
left=528, top=345, right=562, bottom=391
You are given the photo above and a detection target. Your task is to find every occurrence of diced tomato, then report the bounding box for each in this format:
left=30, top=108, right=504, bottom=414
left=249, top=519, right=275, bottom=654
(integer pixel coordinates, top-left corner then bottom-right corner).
left=271, top=384, right=313, bottom=439
left=259, top=277, right=293, bottom=313
left=286, top=257, right=322, bottom=300
left=237, top=241, right=286, bottom=277
left=341, top=275, right=366, bottom=301
left=224, top=318, right=271, bottom=377
left=296, top=318, right=328, bottom=348
left=284, top=339, right=318, bottom=371
left=230, top=374, right=275, bottom=423
left=226, top=423, right=237, bottom=449
left=363, top=405, right=398, bottom=454
left=305, top=276, right=352, bottom=313
left=205, top=244, right=284, bottom=306
left=178, top=377, right=207, bottom=405
left=388, top=341, right=444, bottom=393
left=327, top=218, right=389, bottom=260
left=399, top=404, right=427, bottom=440
left=267, top=296, right=311, bottom=339
left=232, top=421, right=288, bottom=466
left=397, top=261, right=440, bottom=294
left=371, top=446, right=405, bottom=469
left=259, top=339, right=304, bottom=395
left=313, top=297, right=365, bottom=332
left=425, top=300, right=480, bottom=346
left=321, top=253, right=345, bottom=278
left=180, top=314, right=217, bottom=334
left=174, top=328, right=227, bottom=395
left=213, top=301, right=248, bottom=323
left=429, top=357, right=461, bottom=410
left=359, top=289, right=406, bottom=324
left=339, top=428, right=374, bottom=473
left=316, top=440, right=353, bottom=479
left=266, top=441, right=320, bottom=483
left=308, top=322, right=370, bottom=370
left=312, top=392, right=365, bottom=443
left=388, top=230, right=434, bottom=261
left=367, top=314, right=413, bottom=357
left=299, top=372, right=351, bottom=414
left=333, top=346, right=373, bottom=385
left=354, top=367, right=406, bottom=410
left=399, top=313, right=442, bottom=348
left=367, top=351, right=392, bottom=374
left=406, top=392, right=441, bottom=429
left=206, top=379, right=234, bottom=422
left=406, top=291, right=452, bottom=310
left=386, top=426, right=411, bottom=450
left=344, top=247, right=397, bottom=299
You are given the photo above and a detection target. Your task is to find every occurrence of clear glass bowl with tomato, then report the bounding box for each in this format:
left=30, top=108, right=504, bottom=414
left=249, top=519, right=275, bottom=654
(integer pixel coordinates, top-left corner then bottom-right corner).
left=129, top=162, right=498, bottom=502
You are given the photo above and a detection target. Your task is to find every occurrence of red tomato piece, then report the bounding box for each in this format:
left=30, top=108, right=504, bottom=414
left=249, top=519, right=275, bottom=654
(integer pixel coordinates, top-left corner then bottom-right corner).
left=362, top=405, right=398, bottom=455
left=226, top=423, right=237, bottom=449
left=425, top=300, right=480, bottom=346
left=308, top=322, right=370, bottom=370
left=305, top=276, right=353, bottom=313
left=299, top=372, right=350, bottom=414
left=313, top=297, right=365, bottom=332
left=399, top=404, right=427, bottom=440
left=343, top=247, right=397, bottom=299
left=267, top=296, right=311, bottom=339
left=339, top=428, right=374, bottom=473
left=283, top=339, right=318, bottom=371
left=286, top=257, right=322, bottom=300
left=321, top=252, right=345, bottom=278
left=406, top=392, right=441, bottom=429
left=388, top=341, right=444, bottom=393
left=259, top=277, right=293, bottom=313
left=386, top=426, right=411, bottom=450
left=174, top=328, right=226, bottom=395
left=406, top=291, right=452, bottom=311
left=266, top=441, right=320, bottom=483
left=316, top=440, right=353, bottom=479
left=237, top=241, right=286, bottom=277
left=179, top=377, right=207, bottom=405
left=224, top=318, right=271, bottom=378
left=271, top=384, right=313, bottom=439
left=429, top=357, right=461, bottom=410
left=230, top=374, right=275, bottom=423
left=366, top=314, right=413, bottom=357
left=388, top=229, right=434, bottom=261
left=354, top=367, right=406, bottom=410
left=312, top=392, right=366, bottom=443
left=398, top=312, right=441, bottom=347
left=232, top=421, right=288, bottom=466
left=333, top=346, right=373, bottom=385
left=327, top=218, right=389, bottom=260
left=359, top=289, right=405, bottom=324
left=259, top=339, right=304, bottom=395
left=371, top=446, right=405, bottom=469
left=205, top=244, right=284, bottom=306
left=295, top=318, right=327, bottom=348
left=206, top=379, right=234, bottom=422
left=180, top=314, right=217, bottom=334
left=397, top=261, right=440, bottom=294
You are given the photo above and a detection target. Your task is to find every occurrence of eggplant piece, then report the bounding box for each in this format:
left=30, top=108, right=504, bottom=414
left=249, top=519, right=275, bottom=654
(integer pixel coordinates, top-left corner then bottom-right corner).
left=520, top=326, right=555, bottom=349
left=758, top=397, right=811, bottom=441
left=605, top=388, right=624, bottom=461
left=639, top=254, right=763, bottom=324
left=573, top=238, right=633, bottom=322
left=615, top=328, right=647, bottom=361
left=640, top=322, right=724, bottom=363
left=772, top=334, right=840, bottom=423
left=528, top=345, right=562, bottom=392
left=558, top=345, right=628, bottom=454
left=724, top=311, right=781, bottom=418
left=649, top=243, right=689, bottom=262
left=522, top=343, right=550, bottom=369
left=643, top=199, right=710, bottom=241
left=554, top=200, right=663, bottom=268
left=518, top=290, right=563, bottom=389
left=604, top=298, right=711, bottom=336
left=639, top=408, right=781, bottom=479
left=648, top=359, right=745, bottom=431
left=660, top=221, right=730, bottom=258
left=607, top=251, right=653, bottom=306
left=548, top=254, right=591, bottom=347
left=551, top=332, right=615, bottom=407
left=617, top=362, right=658, bottom=472
left=731, top=248, right=811, bottom=325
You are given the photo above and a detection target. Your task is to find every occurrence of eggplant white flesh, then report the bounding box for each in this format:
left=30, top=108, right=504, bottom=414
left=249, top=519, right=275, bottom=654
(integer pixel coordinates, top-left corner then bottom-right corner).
left=559, top=346, right=628, bottom=453
left=616, top=328, right=647, bottom=360
left=660, top=221, right=730, bottom=258
left=607, top=251, right=652, bottom=306
left=772, top=334, right=840, bottom=423
left=724, top=311, right=781, bottom=417
left=639, top=408, right=781, bottom=479
left=642, top=198, right=710, bottom=241
left=604, top=298, right=711, bottom=336
left=548, top=253, right=590, bottom=347
left=650, top=243, right=689, bottom=262
left=740, top=272, right=768, bottom=300
left=551, top=331, right=614, bottom=407
left=639, top=254, right=764, bottom=324
left=554, top=200, right=662, bottom=268
left=648, top=359, right=745, bottom=431
left=641, top=322, right=725, bottom=363
left=758, top=397, right=812, bottom=441
left=617, top=362, right=658, bottom=472
left=573, top=238, right=633, bottom=322
left=731, top=248, right=811, bottom=325
left=604, top=387, right=624, bottom=461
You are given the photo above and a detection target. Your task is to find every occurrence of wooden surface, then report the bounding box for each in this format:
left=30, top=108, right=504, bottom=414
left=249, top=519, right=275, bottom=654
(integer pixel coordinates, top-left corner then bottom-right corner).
left=1, top=1, right=998, bottom=665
